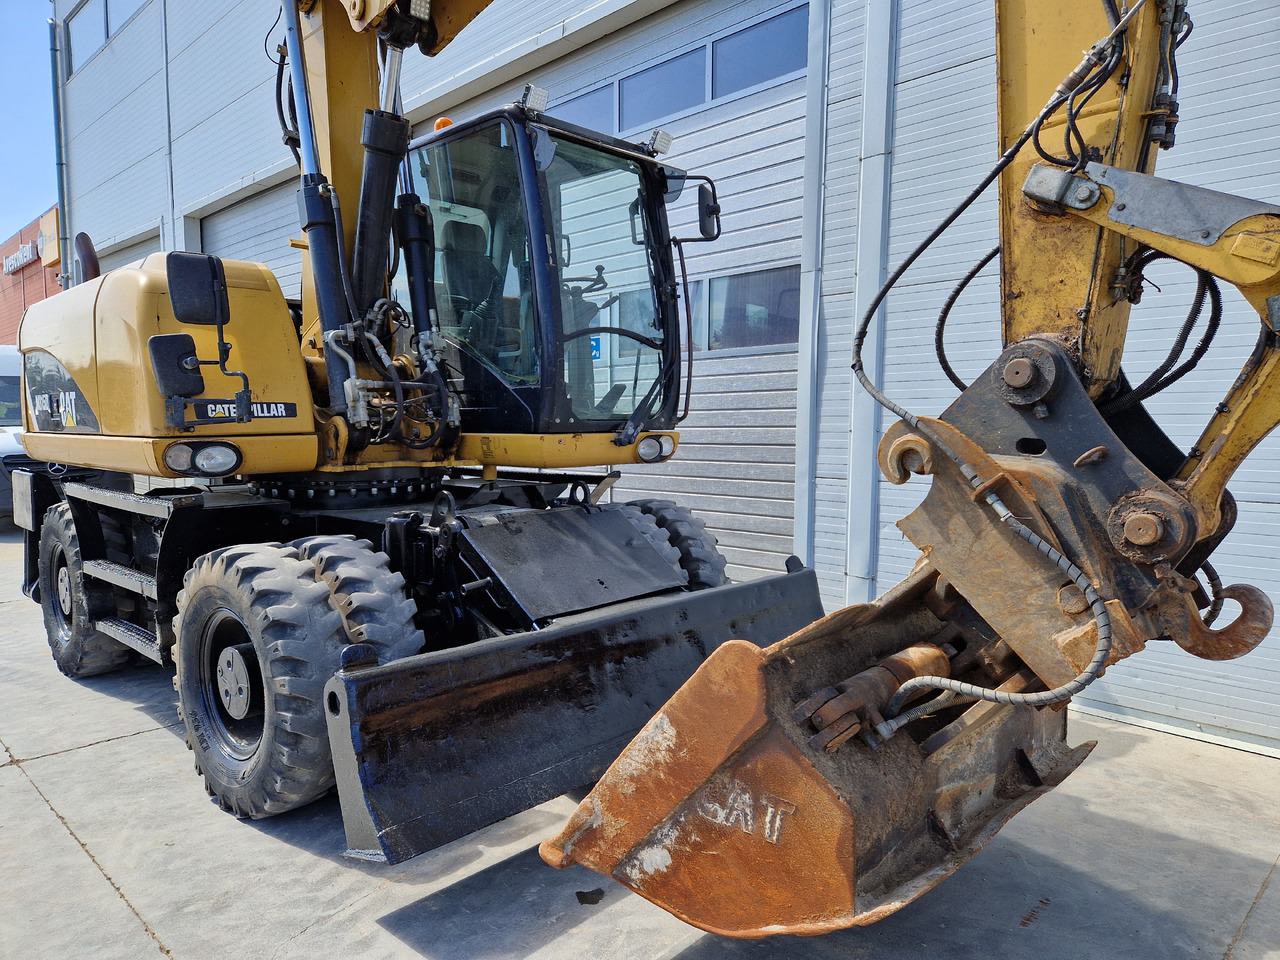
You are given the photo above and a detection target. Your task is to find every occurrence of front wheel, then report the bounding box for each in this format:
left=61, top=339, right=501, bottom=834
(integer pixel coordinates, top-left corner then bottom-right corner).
left=174, top=543, right=348, bottom=818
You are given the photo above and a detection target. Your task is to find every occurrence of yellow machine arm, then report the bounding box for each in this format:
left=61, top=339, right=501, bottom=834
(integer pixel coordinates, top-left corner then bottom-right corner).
left=292, top=0, right=493, bottom=290
left=541, top=0, right=1280, bottom=937
left=1022, top=161, right=1280, bottom=536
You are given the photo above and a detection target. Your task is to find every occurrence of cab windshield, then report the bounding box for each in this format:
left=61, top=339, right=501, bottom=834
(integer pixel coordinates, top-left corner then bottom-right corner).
left=411, top=121, right=538, bottom=384
left=537, top=130, right=666, bottom=423
left=403, top=118, right=669, bottom=426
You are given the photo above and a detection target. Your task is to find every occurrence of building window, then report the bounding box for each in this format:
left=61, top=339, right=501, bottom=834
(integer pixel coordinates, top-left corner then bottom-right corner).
left=67, top=0, right=148, bottom=74
left=708, top=265, right=800, bottom=350
left=555, top=86, right=615, bottom=133
left=620, top=48, right=707, bottom=131
left=554, top=3, right=808, bottom=136
left=712, top=6, right=809, bottom=99
left=67, top=0, right=106, bottom=73
left=108, top=0, right=148, bottom=30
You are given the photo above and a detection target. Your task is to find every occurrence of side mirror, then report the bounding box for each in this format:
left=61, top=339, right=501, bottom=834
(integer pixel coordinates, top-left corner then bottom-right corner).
left=166, top=251, right=229, bottom=326
left=148, top=333, right=205, bottom=398
left=698, top=183, right=722, bottom=241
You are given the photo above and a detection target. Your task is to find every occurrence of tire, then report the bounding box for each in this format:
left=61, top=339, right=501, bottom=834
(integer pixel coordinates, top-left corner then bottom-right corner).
left=292, top=535, right=425, bottom=662
left=37, top=503, right=130, bottom=678
left=601, top=503, right=686, bottom=583
left=629, top=500, right=729, bottom=589
left=174, top=543, right=348, bottom=818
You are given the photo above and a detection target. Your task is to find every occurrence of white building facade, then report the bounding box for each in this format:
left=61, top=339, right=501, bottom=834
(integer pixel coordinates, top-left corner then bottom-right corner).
left=51, top=0, right=1280, bottom=754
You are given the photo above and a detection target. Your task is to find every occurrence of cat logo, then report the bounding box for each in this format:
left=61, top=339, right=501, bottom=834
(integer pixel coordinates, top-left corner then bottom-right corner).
left=60, top=391, right=77, bottom=427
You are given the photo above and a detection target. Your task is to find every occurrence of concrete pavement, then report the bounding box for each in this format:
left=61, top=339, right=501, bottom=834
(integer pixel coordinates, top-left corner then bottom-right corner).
left=1, top=521, right=1277, bottom=960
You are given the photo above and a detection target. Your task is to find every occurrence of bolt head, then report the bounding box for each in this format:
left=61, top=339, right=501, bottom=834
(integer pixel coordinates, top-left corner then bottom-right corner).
left=1074, top=185, right=1094, bottom=202
left=1058, top=584, right=1090, bottom=616
left=1123, top=512, right=1165, bottom=546
left=1003, top=358, right=1035, bottom=389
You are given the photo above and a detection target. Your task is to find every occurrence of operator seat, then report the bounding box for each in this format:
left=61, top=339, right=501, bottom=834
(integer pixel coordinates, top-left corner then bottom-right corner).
left=441, top=220, right=501, bottom=310
left=441, top=220, right=526, bottom=376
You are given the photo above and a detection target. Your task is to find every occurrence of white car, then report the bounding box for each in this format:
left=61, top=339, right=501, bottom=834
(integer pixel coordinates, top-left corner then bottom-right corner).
left=0, top=345, right=24, bottom=517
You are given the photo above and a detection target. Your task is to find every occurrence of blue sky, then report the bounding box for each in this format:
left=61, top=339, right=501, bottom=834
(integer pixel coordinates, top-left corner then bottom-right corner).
left=0, top=3, right=59, bottom=241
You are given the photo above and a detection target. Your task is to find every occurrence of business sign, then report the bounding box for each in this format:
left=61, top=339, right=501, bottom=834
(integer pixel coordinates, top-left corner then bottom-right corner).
left=3, top=241, right=38, bottom=275
left=39, top=208, right=60, bottom=267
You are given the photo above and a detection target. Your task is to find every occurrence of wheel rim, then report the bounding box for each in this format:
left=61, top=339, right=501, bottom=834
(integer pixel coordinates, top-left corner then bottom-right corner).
left=53, top=554, right=74, bottom=632
left=198, top=609, right=265, bottom=761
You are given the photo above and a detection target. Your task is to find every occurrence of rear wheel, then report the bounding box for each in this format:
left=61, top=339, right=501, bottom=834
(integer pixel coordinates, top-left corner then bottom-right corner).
left=37, top=503, right=130, bottom=678
left=292, top=535, right=425, bottom=661
left=629, top=500, right=729, bottom=589
left=601, top=503, right=685, bottom=582
left=174, top=543, right=347, bottom=818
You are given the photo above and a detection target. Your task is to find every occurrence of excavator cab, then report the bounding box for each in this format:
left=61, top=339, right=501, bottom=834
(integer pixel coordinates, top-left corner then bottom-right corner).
left=396, top=107, right=686, bottom=439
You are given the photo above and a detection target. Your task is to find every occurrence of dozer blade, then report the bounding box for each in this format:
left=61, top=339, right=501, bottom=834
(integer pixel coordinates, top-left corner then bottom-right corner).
left=540, top=565, right=1095, bottom=938
left=324, top=568, right=824, bottom=864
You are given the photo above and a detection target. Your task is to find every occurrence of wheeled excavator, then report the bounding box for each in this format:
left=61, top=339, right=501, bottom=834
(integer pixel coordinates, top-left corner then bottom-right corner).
left=13, top=0, right=823, bottom=862
left=542, top=0, right=1280, bottom=938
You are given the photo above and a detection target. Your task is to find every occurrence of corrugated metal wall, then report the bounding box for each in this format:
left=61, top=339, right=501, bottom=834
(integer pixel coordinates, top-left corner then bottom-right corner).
left=810, top=0, right=1280, bottom=753
left=54, top=0, right=170, bottom=254
left=200, top=182, right=302, bottom=299
left=874, top=2, right=999, bottom=591
left=96, top=234, right=163, bottom=274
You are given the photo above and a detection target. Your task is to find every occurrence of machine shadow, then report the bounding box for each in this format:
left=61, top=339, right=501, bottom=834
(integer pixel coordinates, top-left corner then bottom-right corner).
left=75, top=659, right=185, bottom=735
left=378, top=845, right=637, bottom=958
left=377, top=800, right=1263, bottom=960
left=240, top=789, right=568, bottom=886
left=666, top=816, right=1249, bottom=960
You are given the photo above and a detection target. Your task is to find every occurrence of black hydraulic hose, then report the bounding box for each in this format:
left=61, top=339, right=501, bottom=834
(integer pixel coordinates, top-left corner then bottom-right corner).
left=1201, top=561, right=1224, bottom=627
left=1111, top=265, right=1208, bottom=405
left=325, top=185, right=364, bottom=327
left=360, top=325, right=404, bottom=441
left=1100, top=265, right=1221, bottom=417
left=854, top=106, right=1048, bottom=379
left=1065, top=40, right=1123, bottom=168
left=1150, top=276, right=1221, bottom=392
left=395, top=367, right=449, bottom=449
left=935, top=244, right=1000, bottom=392
left=288, top=77, right=299, bottom=141
left=274, top=46, right=300, bottom=166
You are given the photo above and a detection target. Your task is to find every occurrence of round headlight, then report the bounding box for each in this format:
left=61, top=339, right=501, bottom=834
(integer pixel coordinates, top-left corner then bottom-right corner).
left=659, top=434, right=677, bottom=458
left=163, top=443, right=194, bottom=472
left=637, top=436, right=664, bottom=462
left=192, top=444, right=241, bottom=476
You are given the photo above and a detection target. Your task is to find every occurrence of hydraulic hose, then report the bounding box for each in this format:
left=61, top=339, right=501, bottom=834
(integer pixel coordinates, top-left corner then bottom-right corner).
left=935, top=244, right=1000, bottom=392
